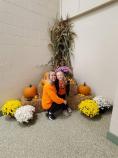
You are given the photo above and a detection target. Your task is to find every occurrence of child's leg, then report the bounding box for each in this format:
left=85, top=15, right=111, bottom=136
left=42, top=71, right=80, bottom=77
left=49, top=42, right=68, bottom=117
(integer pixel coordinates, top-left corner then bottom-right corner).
left=60, top=103, right=70, bottom=116
left=46, top=102, right=62, bottom=120
left=48, top=102, right=61, bottom=114
left=61, top=103, right=72, bottom=116
left=58, top=95, right=72, bottom=113
left=61, top=103, right=68, bottom=110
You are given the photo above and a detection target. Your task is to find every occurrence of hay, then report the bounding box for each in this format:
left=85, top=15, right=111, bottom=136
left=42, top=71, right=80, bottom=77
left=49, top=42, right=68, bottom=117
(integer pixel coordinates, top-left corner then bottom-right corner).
left=67, top=94, right=94, bottom=110
left=21, top=96, right=43, bottom=113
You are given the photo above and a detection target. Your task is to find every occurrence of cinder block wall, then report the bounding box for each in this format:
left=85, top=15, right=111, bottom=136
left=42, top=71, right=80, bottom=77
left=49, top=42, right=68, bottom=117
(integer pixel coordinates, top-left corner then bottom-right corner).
left=0, top=0, right=59, bottom=105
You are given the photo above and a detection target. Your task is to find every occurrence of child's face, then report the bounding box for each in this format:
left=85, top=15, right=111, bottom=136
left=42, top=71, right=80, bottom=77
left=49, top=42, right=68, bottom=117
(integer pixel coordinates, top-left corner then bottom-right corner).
left=49, top=72, right=56, bottom=82
left=56, top=71, right=64, bottom=81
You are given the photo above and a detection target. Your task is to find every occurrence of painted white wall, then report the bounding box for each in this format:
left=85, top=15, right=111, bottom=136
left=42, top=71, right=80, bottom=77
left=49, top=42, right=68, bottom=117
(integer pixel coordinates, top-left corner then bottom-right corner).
left=109, top=85, right=118, bottom=136
left=0, top=0, right=58, bottom=105
left=72, top=3, right=118, bottom=101
left=60, top=1, right=118, bottom=136
left=60, top=0, right=110, bottom=19
left=60, top=0, right=79, bottom=19
left=79, top=0, right=109, bottom=13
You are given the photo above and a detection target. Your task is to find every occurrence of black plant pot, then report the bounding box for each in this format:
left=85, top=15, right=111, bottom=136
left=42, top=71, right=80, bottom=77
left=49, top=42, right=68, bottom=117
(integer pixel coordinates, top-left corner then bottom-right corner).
left=99, top=107, right=107, bottom=114
left=99, top=105, right=113, bottom=114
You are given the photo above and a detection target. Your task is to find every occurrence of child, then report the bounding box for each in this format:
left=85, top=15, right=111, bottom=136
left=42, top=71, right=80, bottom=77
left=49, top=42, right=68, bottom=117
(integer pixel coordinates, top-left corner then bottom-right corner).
left=42, top=71, right=68, bottom=120
left=55, top=71, right=72, bottom=115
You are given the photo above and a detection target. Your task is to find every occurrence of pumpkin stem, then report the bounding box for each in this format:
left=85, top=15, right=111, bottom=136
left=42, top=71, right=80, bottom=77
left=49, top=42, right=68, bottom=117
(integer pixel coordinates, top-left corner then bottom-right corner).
left=29, top=84, right=32, bottom=87
left=84, top=82, right=86, bottom=86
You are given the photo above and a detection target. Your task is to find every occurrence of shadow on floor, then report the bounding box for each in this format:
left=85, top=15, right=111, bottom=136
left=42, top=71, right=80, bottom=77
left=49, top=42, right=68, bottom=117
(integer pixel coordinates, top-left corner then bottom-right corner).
left=79, top=110, right=112, bottom=122
left=18, top=114, right=38, bottom=128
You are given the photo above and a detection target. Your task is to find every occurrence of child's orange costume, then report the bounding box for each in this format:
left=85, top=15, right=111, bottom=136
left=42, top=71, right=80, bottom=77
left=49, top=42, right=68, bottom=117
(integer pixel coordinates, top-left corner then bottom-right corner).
left=58, top=80, right=66, bottom=95
left=42, top=83, right=64, bottom=110
left=55, top=79, right=70, bottom=98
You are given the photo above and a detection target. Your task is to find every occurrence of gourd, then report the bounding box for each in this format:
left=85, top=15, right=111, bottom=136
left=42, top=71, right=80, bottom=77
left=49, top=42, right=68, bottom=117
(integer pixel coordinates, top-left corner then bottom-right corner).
left=78, top=82, right=91, bottom=95
left=23, top=85, right=37, bottom=99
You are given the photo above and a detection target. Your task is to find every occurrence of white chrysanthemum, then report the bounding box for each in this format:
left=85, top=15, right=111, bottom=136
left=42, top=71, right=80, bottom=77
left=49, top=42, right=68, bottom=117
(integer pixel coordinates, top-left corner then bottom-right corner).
left=14, top=105, right=35, bottom=123
left=93, top=96, right=112, bottom=108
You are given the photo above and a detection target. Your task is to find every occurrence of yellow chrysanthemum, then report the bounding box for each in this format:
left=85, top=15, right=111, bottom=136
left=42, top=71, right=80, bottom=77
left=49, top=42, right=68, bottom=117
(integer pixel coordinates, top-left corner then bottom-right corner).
left=78, top=99, right=99, bottom=118
left=1, top=99, right=22, bottom=116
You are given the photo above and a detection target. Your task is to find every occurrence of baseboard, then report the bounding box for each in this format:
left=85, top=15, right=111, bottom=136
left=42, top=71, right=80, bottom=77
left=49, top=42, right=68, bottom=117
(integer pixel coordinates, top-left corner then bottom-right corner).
left=107, top=131, right=118, bottom=145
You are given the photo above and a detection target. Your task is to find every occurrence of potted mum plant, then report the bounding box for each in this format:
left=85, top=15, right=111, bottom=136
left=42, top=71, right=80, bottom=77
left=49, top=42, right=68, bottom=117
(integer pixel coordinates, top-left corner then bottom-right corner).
left=48, top=17, right=76, bottom=69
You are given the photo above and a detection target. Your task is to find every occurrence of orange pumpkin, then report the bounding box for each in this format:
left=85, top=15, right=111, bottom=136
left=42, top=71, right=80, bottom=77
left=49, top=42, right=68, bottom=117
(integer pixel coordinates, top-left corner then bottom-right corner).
left=78, top=82, right=91, bottom=95
left=23, top=85, right=37, bottom=98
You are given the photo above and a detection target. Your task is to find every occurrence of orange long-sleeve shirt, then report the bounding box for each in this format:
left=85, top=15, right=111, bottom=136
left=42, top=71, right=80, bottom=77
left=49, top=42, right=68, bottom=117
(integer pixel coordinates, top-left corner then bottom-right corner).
left=58, top=80, right=66, bottom=95
left=42, top=82, right=64, bottom=110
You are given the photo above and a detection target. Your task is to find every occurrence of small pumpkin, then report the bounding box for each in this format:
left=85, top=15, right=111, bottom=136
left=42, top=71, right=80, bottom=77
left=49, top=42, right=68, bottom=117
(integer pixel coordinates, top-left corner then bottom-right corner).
left=78, top=82, right=91, bottom=95
left=23, top=85, right=37, bottom=99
